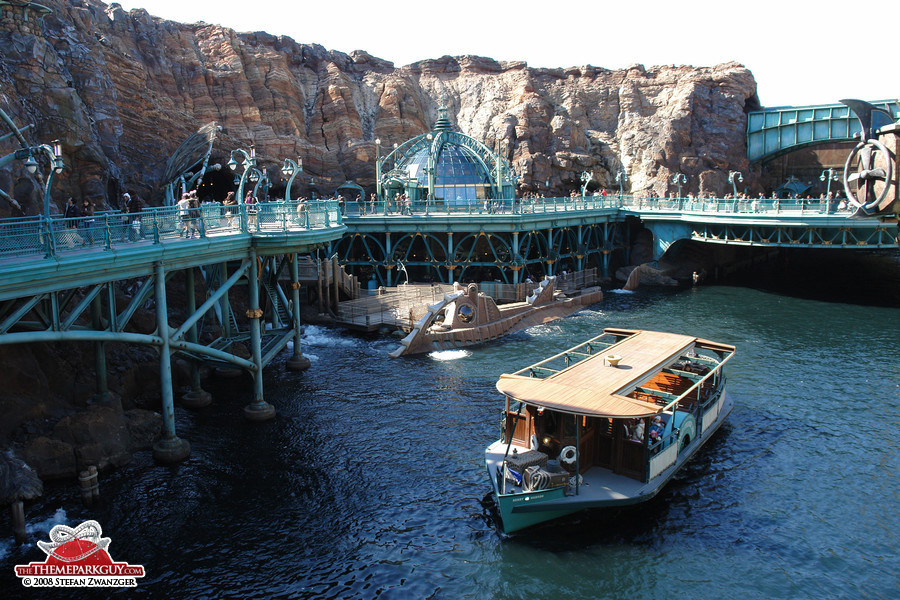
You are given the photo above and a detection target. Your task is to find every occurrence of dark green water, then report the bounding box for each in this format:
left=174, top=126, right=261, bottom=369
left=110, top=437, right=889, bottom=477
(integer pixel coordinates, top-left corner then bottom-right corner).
left=3, top=277, right=899, bottom=598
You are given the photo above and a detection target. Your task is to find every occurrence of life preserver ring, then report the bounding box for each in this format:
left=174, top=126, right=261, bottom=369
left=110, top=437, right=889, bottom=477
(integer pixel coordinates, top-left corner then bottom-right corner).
left=560, top=445, right=577, bottom=465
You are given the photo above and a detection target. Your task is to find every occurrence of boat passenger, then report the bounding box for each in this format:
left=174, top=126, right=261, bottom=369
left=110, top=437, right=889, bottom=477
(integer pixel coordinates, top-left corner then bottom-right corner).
left=649, top=416, right=664, bottom=443
left=631, top=419, right=644, bottom=442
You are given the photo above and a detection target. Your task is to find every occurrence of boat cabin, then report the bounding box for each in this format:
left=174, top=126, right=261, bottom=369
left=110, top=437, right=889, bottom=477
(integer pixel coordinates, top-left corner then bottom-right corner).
left=498, top=328, right=734, bottom=484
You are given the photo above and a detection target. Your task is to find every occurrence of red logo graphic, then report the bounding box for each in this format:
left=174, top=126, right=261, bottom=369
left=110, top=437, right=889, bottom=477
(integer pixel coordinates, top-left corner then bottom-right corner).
left=14, top=520, right=145, bottom=588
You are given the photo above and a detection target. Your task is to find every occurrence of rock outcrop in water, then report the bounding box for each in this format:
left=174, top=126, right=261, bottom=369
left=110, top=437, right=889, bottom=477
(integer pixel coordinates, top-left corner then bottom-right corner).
left=0, top=0, right=759, bottom=218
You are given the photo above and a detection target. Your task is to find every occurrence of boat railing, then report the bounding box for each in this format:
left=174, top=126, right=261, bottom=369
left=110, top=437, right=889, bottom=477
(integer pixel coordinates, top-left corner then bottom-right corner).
left=648, top=438, right=679, bottom=480
left=699, top=380, right=726, bottom=434
left=509, top=330, right=621, bottom=379
left=645, top=353, right=734, bottom=480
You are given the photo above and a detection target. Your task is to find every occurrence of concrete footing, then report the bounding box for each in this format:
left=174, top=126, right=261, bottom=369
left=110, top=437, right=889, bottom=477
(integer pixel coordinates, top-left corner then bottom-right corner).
left=152, top=437, right=191, bottom=463
left=286, top=354, right=311, bottom=371
left=243, top=402, right=276, bottom=421
left=181, top=388, right=212, bottom=409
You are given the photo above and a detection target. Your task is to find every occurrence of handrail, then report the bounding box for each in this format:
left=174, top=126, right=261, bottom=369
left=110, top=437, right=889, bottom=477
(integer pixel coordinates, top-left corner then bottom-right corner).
left=0, top=200, right=343, bottom=261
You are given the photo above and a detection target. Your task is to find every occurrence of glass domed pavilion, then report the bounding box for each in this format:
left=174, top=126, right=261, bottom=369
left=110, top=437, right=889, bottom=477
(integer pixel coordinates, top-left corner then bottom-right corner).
left=375, top=108, right=515, bottom=208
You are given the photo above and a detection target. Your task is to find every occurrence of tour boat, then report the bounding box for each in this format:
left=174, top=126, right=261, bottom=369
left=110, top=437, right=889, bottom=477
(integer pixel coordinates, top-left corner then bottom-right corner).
left=484, top=328, right=736, bottom=533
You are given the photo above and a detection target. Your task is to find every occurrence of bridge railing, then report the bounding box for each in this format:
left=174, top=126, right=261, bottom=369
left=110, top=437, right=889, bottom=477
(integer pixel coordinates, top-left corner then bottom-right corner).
left=0, top=200, right=342, bottom=261
left=620, top=195, right=854, bottom=216
left=341, top=196, right=622, bottom=217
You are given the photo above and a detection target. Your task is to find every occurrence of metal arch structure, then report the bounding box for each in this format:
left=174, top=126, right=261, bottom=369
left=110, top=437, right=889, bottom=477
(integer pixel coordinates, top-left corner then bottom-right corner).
left=334, top=203, right=625, bottom=286
left=0, top=199, right=345, bottom=462
left=746, top=100, right=900, bottom=164
left=377, top=109, right=516, bottom=203
left=163, top=122, right=222, bottom=205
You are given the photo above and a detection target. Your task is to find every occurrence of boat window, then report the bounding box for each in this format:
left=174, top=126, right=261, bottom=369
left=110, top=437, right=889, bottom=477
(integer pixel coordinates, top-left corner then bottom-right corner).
left=563, top=417, right=576, bottom=438
left=457, top=304, right=475, bottom=323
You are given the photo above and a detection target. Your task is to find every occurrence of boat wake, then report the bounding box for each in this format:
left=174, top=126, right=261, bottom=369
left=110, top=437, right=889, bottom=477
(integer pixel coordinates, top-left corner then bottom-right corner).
left=0, top=508, right=69, bottom=561
left=302, top=325, right=365, bottom=348
left=428, top=349, right=471, bottom=361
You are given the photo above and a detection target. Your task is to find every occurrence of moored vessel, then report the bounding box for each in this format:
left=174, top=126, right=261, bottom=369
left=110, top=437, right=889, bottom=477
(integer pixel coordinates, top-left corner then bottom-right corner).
left=389, top=276, right=601, bottom=357
left=484, top=328, right=736, bottom=533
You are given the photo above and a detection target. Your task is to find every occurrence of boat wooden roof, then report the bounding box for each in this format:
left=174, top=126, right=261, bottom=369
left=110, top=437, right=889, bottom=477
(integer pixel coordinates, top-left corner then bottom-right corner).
left=496, top=329, right=730, bottom=418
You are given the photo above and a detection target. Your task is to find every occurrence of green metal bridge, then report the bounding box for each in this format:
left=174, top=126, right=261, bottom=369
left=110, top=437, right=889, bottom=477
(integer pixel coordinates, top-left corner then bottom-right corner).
left=1, top=195, right=894, bottom=463
left=335, top=195, right=897, bottom=285
left=0, top=200, right=344, bottom=462
left=617, top=196, right=898, bottom=259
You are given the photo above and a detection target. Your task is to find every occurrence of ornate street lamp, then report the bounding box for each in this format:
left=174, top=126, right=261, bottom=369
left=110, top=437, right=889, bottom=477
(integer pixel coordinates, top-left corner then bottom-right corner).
left=375, top=138, right=382, bottom=200
left=819, top=168, right=840, bottom=197
left=615, top=169, right=627, bottom=200
left=580, top=171, right=593, bottom=201
left=672, top=172, right=686, bottom=198
left=281, top=157, right=303, bottom=202
left=15, top=140, right=64, bottom=223
left=228, top=144, right=257, bottom=204
left=728, top=170, right=743, bottom=197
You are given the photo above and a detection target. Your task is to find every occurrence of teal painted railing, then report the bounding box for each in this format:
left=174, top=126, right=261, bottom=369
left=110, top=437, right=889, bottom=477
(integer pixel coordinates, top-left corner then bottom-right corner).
left=0, top=200, right=342, bottom=260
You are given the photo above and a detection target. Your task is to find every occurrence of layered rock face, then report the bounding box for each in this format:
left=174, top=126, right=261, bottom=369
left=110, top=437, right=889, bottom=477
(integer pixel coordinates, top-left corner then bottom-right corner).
left=0, top=0, right=758, bottom=218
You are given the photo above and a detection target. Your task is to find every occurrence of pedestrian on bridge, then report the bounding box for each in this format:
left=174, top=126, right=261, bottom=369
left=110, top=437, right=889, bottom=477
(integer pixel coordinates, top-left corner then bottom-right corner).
left=63, top=197, right=83, bottom=248
left=223, top=191, right=237, bottom=228
left=81, top=200, right=95, bottom=245
left=177, top=193, right=191, bottom=237
left=245, top=191, right=259, bottom=230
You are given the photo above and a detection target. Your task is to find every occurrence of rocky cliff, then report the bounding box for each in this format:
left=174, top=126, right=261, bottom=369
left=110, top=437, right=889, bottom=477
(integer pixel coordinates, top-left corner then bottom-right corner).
left=0, top=0, right=759, bottom=217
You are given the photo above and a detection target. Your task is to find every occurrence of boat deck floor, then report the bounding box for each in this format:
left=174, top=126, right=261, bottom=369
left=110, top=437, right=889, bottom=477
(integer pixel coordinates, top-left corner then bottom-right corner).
left=485, top=441, right=651, bottom=505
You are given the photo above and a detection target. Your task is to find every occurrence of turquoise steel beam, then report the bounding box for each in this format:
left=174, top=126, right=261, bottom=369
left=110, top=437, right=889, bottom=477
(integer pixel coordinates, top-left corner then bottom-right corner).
left=244, top=249, right=275, bottom=421
left=286, top=252, right=311, bottom=371
left=171, top=259, right=251, bottom=341
left=151, top=261, right=190, bottom=463
left=90, top=294, right=109, bottom=405
left=181, top=267, right=211, bottom=409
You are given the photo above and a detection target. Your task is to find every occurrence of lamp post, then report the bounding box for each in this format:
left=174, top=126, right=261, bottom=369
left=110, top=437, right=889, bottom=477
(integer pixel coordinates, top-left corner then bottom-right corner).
left=728, top=170, right=743, bottom=198
left=580, top=171, right=593, bottom=204
left=615, top=169, right=627, bottom=201
left=375, top=138, right=382, bottom=201
left=17, top=140, right=64, bottom=222
left=672, top=172, right=686, bottom=198
left=281, top=157, right=303, bottom=201
left=249, top=166, right=268, bottom=200
left=227, top=144, right=258, bottom=206
left=819, top=168, right=840, bottom=197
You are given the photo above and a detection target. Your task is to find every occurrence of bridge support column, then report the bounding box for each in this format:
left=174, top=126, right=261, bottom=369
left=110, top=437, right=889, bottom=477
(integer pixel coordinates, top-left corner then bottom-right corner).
left=244, top=249, right=275, bottom=421
left=601, top=223, right=612, bottom=278
left=385, top=233, right=393, bottom=286
left=90, top=294, right=109, bottom=405
left=181, top=267, right=212, bottom=408
left=152, top=262, right=191, bottom=463
left=286, top=253, right=311, bottom=371
left=512, top=232, right=521, bottom=284
left=576, top=226, right=585, bottom=272
left=446, top=232, right=454, bottom=284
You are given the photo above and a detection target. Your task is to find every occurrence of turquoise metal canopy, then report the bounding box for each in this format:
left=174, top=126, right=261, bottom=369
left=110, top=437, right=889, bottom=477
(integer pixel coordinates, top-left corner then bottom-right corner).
left=377, top=108, right=515, bottom=206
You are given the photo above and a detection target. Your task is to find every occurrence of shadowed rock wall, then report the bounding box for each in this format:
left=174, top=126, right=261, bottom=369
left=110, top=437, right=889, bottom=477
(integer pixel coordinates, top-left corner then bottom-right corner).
left=0, top=0, right=758, bottom=218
